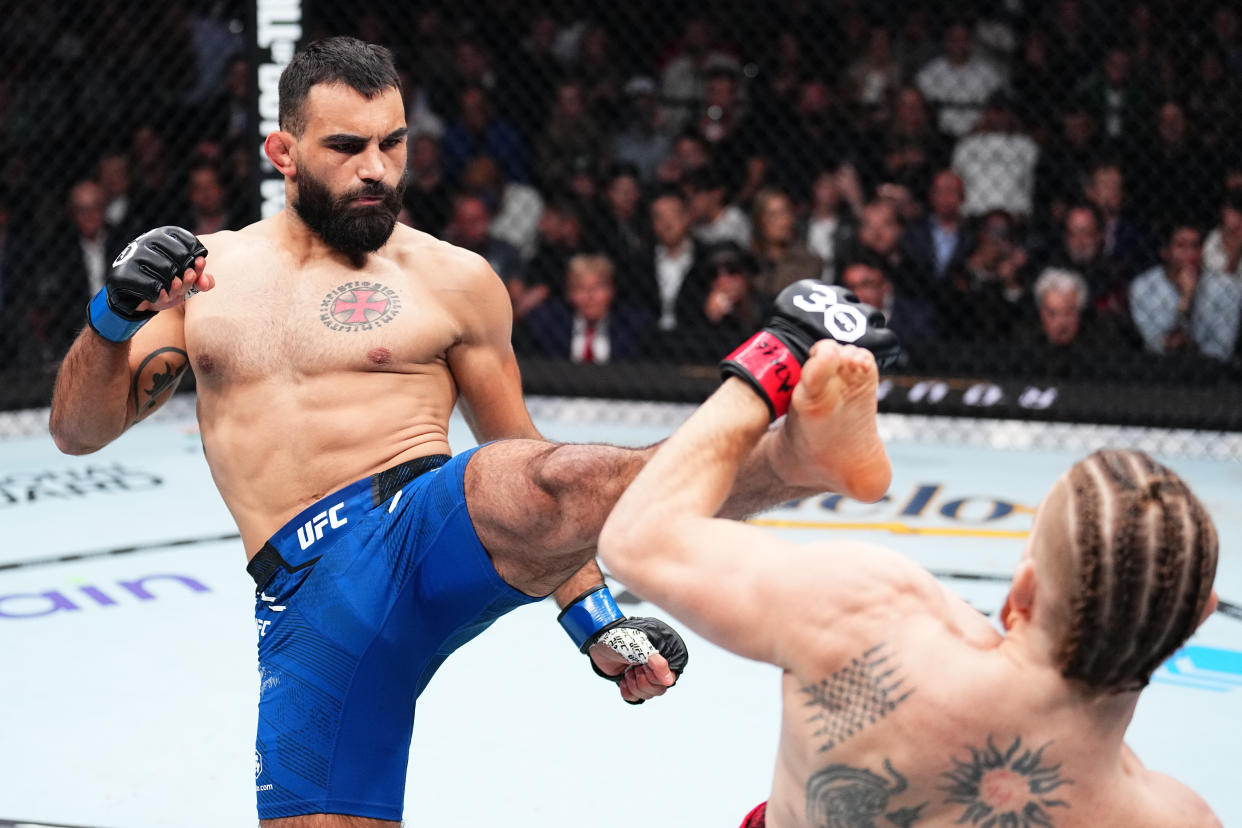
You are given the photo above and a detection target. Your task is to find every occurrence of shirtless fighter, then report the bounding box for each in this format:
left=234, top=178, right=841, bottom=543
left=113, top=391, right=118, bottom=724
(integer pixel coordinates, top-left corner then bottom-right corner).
left=48, top=36, right=900, bottom=826
left=599, top=341, right=1222, bottom=827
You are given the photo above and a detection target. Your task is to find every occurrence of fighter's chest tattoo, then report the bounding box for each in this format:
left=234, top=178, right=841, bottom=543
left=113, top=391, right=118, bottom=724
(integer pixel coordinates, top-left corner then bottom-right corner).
left=318, top=280, right=403, bottom=332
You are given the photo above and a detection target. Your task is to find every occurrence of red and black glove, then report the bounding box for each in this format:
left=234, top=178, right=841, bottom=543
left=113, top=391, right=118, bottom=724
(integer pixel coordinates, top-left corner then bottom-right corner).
left=721, top=279, right=900, bottom=419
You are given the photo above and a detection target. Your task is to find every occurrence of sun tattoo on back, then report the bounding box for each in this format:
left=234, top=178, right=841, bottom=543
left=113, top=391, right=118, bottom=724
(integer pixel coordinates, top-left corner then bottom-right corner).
left=940, top=735, right=1073, bottom=827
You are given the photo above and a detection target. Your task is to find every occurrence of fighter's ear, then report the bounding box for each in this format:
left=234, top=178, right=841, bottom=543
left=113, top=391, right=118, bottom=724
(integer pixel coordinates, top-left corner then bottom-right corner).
left=1001, top=560, right=1037, bottom=630
left=265, top=131, right=297, bottom=177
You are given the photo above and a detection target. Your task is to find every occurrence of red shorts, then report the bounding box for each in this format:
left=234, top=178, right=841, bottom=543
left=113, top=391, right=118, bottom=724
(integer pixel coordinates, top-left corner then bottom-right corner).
left=739, top=801, right=766, bottom=828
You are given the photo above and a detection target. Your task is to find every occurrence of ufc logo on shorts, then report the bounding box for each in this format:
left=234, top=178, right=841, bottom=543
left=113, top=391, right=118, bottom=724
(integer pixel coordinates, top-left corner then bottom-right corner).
left=791, top=283, right=868, bottom=344
left=296, top=502, right=349, bottom=550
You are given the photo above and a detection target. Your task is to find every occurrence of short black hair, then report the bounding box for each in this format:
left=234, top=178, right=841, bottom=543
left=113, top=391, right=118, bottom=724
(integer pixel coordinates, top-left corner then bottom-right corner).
left=279, top=36, right=402, bottom=135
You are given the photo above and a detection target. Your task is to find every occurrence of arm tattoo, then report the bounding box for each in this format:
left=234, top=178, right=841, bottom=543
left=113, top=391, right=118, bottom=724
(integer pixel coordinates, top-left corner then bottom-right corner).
left=132, top=347, right=189, bottom=412
left=940, top=735, right=1073, bottom=827
left=801, top=643, right=914, bottom=753
left=806, top=759, right=928, bottom=827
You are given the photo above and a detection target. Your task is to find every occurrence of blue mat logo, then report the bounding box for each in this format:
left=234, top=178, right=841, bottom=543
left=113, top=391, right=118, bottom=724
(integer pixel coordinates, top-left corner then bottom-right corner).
left=1155, top=646, right=1242, bottom=692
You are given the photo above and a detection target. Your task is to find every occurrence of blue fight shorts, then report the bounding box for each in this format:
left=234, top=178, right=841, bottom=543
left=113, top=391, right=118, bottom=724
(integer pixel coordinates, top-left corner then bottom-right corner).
left=248, top=449, right=541, bottom=821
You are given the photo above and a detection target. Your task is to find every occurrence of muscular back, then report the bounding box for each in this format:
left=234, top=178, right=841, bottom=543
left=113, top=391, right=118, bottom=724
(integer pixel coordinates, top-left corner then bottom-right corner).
left=177, top=219, right=514, bottom=553
left=763, top=561, right=1217, bottom=828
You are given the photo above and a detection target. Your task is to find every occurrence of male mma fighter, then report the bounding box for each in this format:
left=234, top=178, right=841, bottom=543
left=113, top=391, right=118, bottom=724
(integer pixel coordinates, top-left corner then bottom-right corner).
left=48, top=37, right=900, bottom=826
left=599, top=337, right=1222, bottom=827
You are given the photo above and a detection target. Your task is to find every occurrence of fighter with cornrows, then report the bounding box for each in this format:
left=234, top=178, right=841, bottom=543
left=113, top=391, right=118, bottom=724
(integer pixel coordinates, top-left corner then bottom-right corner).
left=600, top=340, right=1222, bottom=827
left=47, top=36, right=903, bottom=826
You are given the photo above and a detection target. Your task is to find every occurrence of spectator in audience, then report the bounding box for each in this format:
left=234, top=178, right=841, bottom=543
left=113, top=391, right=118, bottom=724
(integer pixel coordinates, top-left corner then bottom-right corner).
left=638, top=187, right=710, bottom=334
left=444, top=194, right=523, bottom=287
left=660, top=17, right=738, bottom=134
left=1184, top=48, right=1242, bottom=168
left=96, top=150, right=135, bottom=238
left=427, top=37, right=496, bottom=126
left=654, top=129, right=711, bottom=187
left=915, top=20, right=1005, bottom=138
left=1041, top=204, right=1125, bottom=314
left=685, top=165, right=750, bottom=249
left=1129, top=221, right=1242, bottom=361
left=1133, top=100, right=1214, bottom=228
left=946, top=209, right=1030, bottom=340
left=34, top=180, right=126, bottom=361
left=802, top=167, right=855, bottom=282
left=1018, top=266, right=1126, bottom=377
left=1203, top=193, right=1242, bottom=281
left=862, top=85, right=951, bottom=199
left=894, top=8, right=939, bottom=81
left=771, top=78, right=858, bottom=199
left=517, top=253, right=651, bottom=363
left=1083, top=162, right=1152, bottom=278
left=584, top=163, right=648, bottom=287
left=403, top=133, right=452, bottom=236
left=511, top=197, right=584, bottom=320
left=1075, top=46, right=1150, bottom=155
left=846, top=26, right=902, bottom=128
left=1045, top=0, right=1098, bottom=90
left=537, top=78, right=608, bottom=191
left=1009, top=28, right=1059, bottom=142
left=441, top=85, right=529, bottom=185
left=952, top=90, right=1040, bottom=221
left=846, top=198, right=925, bottom=300
left=674, top=241, right=762, bottom=360
left=692, top=62, right=752, bottom=170
left=612, top=76, right=672, bottom=184
left=569, top=23, right=626, bottom=133
left=178, top=162, right=237, bottom=236
left=749, top=188, right=823, bottom=302
left=128, top=123, right=179, bottom=229
left=839, top=250, right=937, bottom=345
left=459, top=156, right=544, bottom=262
left=1032, top=104, right=1101, bottom=232
left=903, top=169, right=971, bottom=283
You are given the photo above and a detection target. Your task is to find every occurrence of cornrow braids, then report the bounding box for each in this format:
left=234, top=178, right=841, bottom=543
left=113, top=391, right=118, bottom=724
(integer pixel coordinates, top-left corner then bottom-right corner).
left=1058, top=450, right=1218, bottom=692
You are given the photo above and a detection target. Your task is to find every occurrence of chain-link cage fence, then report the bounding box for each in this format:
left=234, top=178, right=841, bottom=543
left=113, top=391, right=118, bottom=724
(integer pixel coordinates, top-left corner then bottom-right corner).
left=2, top=1, right=1241, bottom=446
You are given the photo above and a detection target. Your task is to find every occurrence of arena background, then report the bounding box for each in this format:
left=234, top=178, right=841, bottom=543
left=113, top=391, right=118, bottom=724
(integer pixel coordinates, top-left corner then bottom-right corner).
left=0, top=0, right=1239, bottom=439
left=1, top=1, right=1241, bottom=826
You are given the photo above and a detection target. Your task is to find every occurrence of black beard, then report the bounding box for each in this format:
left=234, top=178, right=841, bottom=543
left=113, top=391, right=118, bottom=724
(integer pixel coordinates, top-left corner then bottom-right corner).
left=293, top=169, right=407, bottom=256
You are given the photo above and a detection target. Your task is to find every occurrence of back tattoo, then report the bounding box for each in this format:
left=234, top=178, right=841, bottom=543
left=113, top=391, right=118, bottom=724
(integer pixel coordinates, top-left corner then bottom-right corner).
left=803, top=736, right=1074, bottom=827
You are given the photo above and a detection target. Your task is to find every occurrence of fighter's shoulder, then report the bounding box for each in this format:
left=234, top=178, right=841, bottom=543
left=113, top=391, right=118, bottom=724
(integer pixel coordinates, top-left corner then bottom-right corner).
left=389, top=224, right=503, bottom=291
left=197, top=222, right=274, bottom=259
left=1121, top=746, right=1222, bottom=827
left=799, top=540, right=991, bottom=636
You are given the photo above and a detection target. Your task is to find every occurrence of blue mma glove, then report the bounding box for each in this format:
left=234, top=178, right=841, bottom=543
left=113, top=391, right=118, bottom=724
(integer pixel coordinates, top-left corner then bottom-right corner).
left=558, top=585, right=689, bottom=704
left=87, top=226, right=207, bottom=342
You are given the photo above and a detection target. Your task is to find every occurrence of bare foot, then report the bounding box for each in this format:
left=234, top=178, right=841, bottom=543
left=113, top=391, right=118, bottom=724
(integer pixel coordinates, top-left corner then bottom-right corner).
left=773, top=340, right=891, bottom=502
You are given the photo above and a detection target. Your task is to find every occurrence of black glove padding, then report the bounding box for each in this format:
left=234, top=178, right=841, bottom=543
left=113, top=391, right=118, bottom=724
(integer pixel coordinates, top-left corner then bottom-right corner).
left=590, top=616, right=689, bottom=705
left=721, top=279, right=901, bottom=419
left=105, top=226, right=208, bottom=321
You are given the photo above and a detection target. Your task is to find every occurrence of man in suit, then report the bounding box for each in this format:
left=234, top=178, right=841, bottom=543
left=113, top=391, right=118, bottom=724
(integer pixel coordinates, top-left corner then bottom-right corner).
left=518, top=253, right=652, bottom=362
left=32, top=180, right=127, bottom=363
left=903, top=169, right=971, bottom=285
left=839, top=250, right=936, bottom=351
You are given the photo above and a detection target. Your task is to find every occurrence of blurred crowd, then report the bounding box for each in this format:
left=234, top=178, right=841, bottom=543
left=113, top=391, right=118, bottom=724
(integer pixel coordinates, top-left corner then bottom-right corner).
left=2, top=0, right=1242, bottom=385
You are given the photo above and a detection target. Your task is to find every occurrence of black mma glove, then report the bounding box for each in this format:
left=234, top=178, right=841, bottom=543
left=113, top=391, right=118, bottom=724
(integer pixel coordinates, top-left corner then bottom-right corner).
left=558, top=585, right=689, bottom=705
left=721, top=279, right=901, bottom=420
left=87, top=226, right=208, bottom=342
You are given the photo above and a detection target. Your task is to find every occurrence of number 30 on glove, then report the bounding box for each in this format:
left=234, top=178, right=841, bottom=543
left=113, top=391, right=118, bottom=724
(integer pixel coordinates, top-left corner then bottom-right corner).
left=557, top=585, right=689, bottom=705
left=721, top=279, right=901, bottom=420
